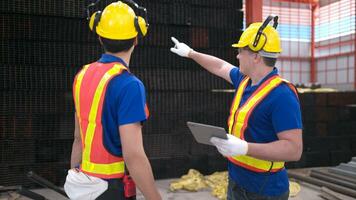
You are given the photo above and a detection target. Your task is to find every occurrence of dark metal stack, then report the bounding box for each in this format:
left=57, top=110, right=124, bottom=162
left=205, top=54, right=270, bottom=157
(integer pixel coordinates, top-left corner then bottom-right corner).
left=0, top=0, right=244, bottom=186
left=287, top=92, right=356, bottom=169
left=135, top=0, right=244, bottom=179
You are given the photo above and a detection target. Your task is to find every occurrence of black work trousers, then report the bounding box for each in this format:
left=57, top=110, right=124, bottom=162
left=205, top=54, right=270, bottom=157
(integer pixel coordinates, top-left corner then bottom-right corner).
left=96, top=179, right=136, bottom=200
left=227, top=178, right=289, bottom=200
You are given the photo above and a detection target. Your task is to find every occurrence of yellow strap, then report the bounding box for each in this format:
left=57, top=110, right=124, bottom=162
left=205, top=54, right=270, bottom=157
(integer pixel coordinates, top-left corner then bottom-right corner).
left=228, top=76, right=285, bottom=171
left=76, top=64, right=126, bottom=175
left=232, top=77, right=283, bottom=138
left=74, top=65, right=90, bottom=141
left=83, top=64, right=126, bottom=162
left=228, top=77, right=249, bottom=134
left=81, top=160, right=125, bottom=175
left=232, top=155, right=285, bottom=171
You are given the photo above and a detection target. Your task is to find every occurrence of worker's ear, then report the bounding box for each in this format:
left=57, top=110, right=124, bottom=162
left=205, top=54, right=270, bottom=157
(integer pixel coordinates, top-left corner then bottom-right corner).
left=253, top=53, right=261, bottom=64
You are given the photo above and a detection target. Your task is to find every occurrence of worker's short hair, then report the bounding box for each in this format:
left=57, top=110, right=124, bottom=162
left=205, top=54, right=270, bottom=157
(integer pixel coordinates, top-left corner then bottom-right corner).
left=262, top=56, right=277, bottom=67
left=100, top=37, right=135, bottom=53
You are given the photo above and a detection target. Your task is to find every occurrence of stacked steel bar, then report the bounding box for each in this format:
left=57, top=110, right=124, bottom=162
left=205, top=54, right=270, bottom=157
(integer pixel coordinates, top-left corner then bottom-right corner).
left=288, top=157, right=356, bottom=199
left=0, top=0, right=244, bottom=185
left=292, top=92, right=356, bottom=170
left=135, top=0, right=244, bottom=179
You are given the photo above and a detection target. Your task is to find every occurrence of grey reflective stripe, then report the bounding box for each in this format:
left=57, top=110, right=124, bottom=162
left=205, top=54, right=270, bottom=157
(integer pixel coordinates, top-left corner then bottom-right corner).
left=258, top=50, right=280, bottom=58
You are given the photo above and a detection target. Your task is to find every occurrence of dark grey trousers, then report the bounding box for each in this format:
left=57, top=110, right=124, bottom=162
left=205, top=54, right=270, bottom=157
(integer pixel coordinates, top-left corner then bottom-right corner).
left=227, top=178, right=289, bottom=200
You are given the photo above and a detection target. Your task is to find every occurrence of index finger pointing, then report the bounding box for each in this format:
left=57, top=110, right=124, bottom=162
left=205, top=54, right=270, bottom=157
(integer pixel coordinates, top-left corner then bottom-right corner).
left=171, top=37, right=179, bottom=45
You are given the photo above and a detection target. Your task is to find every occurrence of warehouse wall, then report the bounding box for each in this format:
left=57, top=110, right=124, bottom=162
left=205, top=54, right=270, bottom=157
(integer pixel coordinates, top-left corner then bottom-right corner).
left=0, top=0, right=244, bottom=186
left=315, top=0, right=356, bottom=90
left=245, top=0, right=356, bottom=90
left=134, top=0, right=244, bottom=179
left=1, top=0, right=355, bottom=188
left=262, top=0, right=312, bottom=84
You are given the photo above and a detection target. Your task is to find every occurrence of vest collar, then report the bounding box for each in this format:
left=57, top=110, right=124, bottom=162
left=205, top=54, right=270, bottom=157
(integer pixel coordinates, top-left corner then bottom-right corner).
left=98, top=54, right=128, bottom=68
left=250, top=67, right=278, bottom=87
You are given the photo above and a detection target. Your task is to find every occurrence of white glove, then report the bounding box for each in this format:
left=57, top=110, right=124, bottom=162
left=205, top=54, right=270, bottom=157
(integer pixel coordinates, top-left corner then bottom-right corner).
left=210, top=134, right=248, bottom=157
left=170, top=37, right=192, bottom=57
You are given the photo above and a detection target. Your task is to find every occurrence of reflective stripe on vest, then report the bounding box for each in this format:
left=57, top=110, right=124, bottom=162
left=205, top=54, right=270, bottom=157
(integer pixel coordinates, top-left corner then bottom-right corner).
left=74, top=63, right=126, bottom=178
left=227, top=76, right=249, bottom=134
left=227, top=75, right=285, bottom=173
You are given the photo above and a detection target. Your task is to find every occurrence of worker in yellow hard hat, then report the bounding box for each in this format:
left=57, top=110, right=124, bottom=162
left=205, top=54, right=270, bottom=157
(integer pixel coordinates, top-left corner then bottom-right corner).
left=171, top=16, right=303, bottom=200
left=65, top=1, right=162, bottom=200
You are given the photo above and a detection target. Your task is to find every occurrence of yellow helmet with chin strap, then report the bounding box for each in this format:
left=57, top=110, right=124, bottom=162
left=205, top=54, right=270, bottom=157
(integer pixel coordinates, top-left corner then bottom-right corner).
left=89, top=1, right=148, bottom=40
left=232, top=15, right=282, bottom=57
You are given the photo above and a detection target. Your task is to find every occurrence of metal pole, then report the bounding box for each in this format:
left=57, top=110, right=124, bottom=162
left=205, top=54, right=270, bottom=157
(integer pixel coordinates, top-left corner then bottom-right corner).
left=310, top=170, right=356, bottom=190
left=27, top=171, right=68, bottom=198
left=311, top=169, right=356, bottom=185
left=310, top=3, right=317, bottom=83
left=245, top=0, right=262, bottom=26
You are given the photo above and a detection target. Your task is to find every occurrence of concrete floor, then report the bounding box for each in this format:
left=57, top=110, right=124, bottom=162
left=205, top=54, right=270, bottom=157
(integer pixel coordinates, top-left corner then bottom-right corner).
left=137, top=179, right=325, bottom=200
left=1, top=178, right=324, bottom=200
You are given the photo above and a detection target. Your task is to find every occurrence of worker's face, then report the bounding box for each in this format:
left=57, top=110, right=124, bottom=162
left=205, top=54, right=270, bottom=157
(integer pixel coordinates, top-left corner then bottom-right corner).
left=236, top=47, right=258, bottom=75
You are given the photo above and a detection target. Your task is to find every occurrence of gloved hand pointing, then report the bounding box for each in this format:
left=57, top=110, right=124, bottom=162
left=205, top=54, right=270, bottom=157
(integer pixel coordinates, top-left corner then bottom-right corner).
left=210, top=134, right=248, bottom=157
left=170, top=37, right=192, bottom=57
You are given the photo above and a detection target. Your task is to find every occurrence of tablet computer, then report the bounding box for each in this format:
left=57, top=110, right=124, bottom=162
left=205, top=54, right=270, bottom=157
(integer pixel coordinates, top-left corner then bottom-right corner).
left=187, top=121, right=227, bottom=146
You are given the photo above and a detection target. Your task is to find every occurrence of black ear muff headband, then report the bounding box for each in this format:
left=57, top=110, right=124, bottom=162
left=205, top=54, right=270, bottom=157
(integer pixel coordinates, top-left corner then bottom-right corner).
left=125, top=0, right=149, bottom=26
left=124, top=0, right=149, bottom=37
left=252, top=15, right=279, bottom=49
left=86, top=0, right=100, bottom=20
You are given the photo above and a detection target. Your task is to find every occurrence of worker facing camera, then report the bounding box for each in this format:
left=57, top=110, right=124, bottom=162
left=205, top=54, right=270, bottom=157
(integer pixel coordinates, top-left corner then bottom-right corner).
left=170, top=15, right=303, bottom=200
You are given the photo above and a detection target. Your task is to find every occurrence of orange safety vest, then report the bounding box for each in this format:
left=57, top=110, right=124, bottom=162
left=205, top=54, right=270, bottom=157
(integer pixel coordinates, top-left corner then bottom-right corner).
left=227, top=75, right=298, bottom=173
left=73, top=62, right=127, bottom=179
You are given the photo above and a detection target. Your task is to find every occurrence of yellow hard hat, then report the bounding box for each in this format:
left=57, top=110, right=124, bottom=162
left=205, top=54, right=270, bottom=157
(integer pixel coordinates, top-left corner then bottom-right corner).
left=232, top=16, right=282, bottom=56
left=89, top=1, right=148, bottom=40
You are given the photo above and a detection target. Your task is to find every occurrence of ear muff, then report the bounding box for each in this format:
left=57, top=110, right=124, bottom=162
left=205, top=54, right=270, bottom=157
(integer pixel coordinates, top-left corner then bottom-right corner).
left=248, top=33, right=267, bottom=52
left=134, top=16, right=148, bottom=37
left=249, top=15, right=279, bottom=52
left=89, top=11, right=102, bottom=35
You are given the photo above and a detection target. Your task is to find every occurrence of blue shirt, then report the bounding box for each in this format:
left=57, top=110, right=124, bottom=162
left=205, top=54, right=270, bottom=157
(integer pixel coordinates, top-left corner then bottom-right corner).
left=228, top=67, right=302, bottom=196
left=99, top=54, right=148, bottom=157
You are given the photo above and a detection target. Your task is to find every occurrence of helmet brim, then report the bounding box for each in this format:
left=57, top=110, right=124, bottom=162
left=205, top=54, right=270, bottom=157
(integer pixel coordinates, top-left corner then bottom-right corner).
left=231, top=41, right=247, bottom=48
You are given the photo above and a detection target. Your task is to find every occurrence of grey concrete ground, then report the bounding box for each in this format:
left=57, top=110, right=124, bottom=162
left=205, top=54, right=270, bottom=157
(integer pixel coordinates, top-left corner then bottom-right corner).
left=137, top=179, right=325, bottom=200
left=1, top=178, right=324, bottom=200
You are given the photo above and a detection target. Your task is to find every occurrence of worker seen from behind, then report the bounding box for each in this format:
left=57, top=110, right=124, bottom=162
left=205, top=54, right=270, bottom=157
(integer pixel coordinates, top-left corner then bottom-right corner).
left=170, top=16, right=303, bottom=200
left=64, top=1, right=162, bottom=199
